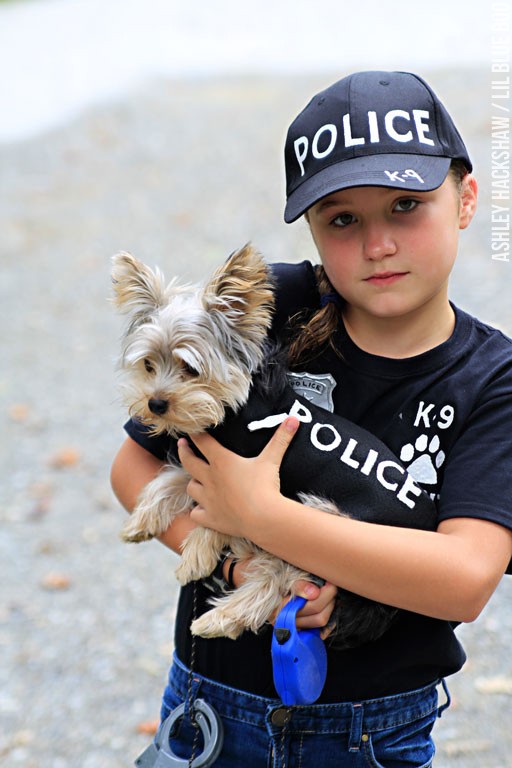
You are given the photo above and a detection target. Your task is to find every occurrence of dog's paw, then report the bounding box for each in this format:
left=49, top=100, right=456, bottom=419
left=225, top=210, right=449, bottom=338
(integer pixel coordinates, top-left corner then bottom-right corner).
left=190, top=610, right=243, bottom=640
left=175, top=528, right=229, bottom=584
left=175, top=559, right=209, bottom=584
left=120, top=516, right=155, bottom=543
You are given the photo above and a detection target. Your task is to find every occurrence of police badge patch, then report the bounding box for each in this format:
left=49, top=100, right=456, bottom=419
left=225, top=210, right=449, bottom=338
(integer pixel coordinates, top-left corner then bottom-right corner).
left=287, top=372, right=337, bottom=412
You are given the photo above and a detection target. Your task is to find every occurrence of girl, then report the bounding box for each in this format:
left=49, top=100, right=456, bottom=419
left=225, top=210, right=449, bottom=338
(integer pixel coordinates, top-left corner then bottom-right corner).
left=111, top=71, right=512, bottom=767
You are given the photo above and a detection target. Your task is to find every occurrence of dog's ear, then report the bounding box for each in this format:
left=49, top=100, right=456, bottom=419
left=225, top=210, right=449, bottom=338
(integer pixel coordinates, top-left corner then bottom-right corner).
left=202, top=244, right=275, bottom=334
left=111, top=252, right=168, bottom=322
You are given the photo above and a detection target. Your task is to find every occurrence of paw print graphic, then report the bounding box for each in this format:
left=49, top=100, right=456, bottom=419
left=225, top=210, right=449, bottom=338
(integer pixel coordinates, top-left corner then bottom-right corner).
left=400, top=434, right=445, bottom=486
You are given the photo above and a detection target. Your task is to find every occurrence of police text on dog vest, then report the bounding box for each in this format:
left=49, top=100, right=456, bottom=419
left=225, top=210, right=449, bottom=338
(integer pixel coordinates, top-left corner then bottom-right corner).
left=248, top=400, right=424, bottom=510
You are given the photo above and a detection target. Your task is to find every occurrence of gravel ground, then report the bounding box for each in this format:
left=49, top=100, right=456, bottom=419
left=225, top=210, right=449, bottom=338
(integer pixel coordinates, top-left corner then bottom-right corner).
left=1, top=68, right=512, bottom=768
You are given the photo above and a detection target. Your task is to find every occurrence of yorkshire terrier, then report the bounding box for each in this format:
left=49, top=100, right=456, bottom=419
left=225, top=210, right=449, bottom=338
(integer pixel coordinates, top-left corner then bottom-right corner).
left=112, top=244, right=436, bottom=648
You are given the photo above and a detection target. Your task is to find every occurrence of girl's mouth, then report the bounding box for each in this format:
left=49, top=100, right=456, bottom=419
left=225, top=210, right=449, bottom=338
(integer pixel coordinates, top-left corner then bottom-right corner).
left=364, top=271, right=408, bottom=286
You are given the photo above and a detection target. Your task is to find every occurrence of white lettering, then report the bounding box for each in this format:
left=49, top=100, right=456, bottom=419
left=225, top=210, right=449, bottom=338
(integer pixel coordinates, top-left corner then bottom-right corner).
left=385, top=110, right=413, bottom=142
left=360, top=448, right=379, bottom=476
left=340, top=438, right=360, bottom=469
left=368, top=111, right=380, bottom=143
left=289, top=400, right=313, bottom=423
left=310, top=423, right=342, bottom=452
left=492, top=203, right=509, bottom=217
left=246, top=401, right=429, bottom=511
left=403, top=169, right=425, bottom=184
left=247, top=412, right=288, bottom=431
left=376, top=460, right=405, bottom=491
left=414, top=401, right=435, bottom=428
left=412, top=110, right=435, bottom=145
left=384, top=170, right=405, bottom=183
left=492, top=250, right=510, bottom=261
left=438, top=405, right=455, bottom=430
left=384, top=169, right=424, bottom=185
left=342, top=113, right=365, bottom=147
left=247, top=399, right=312, bottom=432
left=312, top=125, right=337, bottom=159
left=294, top=136, right=309, bottom=176
left=397, top=474, right=423, bottom=509
left=294, top=109, right=438, bottom=175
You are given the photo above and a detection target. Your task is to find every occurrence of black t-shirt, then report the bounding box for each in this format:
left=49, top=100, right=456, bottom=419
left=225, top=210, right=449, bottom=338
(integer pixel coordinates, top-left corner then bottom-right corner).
left=125, top=260, right=512, bottom=702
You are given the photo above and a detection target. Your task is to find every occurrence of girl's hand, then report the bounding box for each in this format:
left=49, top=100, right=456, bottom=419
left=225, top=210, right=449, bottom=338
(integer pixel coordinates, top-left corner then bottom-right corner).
left=290, top=579, right=338, bottom=638
left=177, top=417, right=300, bottom=539
left=178, top=419, right=338, bottom=635
left=229, top=560, right=337, bottom=638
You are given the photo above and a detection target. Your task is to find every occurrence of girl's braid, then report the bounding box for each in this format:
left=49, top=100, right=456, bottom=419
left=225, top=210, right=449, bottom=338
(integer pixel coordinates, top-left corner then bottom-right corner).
left=287, top=265, right=344, bottom=367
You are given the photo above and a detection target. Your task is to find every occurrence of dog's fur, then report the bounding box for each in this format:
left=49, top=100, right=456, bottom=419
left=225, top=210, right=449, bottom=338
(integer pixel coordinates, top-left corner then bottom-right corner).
left=112, top=245, right=398, bottom=647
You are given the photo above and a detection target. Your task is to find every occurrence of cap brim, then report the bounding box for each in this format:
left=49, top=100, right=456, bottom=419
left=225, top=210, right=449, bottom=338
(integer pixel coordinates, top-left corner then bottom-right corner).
left=284, top=154, right=452, bottom=223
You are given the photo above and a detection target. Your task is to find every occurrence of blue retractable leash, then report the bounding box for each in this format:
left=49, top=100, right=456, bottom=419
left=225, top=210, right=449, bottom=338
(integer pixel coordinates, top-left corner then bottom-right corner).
left=272, top=595, right=328, bottom=705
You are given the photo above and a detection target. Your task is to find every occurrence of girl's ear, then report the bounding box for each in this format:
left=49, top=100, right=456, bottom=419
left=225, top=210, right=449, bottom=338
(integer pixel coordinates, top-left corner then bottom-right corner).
left=459, top=174, right=478, bottom=230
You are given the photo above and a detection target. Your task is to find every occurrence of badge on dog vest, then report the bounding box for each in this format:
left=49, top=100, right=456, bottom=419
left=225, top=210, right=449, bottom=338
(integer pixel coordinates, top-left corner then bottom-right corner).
left=287, top=372, right=337, bottom=412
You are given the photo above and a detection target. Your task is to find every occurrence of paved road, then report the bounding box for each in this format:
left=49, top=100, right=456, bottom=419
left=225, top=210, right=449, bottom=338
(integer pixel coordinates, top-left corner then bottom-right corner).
left=1, top=69, right=511, bottom=767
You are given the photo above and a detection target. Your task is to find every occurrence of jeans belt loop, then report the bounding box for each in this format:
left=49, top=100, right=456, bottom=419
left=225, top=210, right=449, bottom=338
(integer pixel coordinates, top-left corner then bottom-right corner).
left=348, top=702, right=364, bottom=752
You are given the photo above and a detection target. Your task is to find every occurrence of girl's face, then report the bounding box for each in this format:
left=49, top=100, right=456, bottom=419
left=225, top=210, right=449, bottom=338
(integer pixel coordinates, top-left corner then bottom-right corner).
left=307, top=175, right=477, bottom=327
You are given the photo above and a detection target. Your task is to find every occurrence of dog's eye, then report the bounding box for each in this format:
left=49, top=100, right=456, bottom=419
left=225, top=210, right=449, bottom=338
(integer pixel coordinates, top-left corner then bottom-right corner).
left=143, top=358, right=155, bottom=374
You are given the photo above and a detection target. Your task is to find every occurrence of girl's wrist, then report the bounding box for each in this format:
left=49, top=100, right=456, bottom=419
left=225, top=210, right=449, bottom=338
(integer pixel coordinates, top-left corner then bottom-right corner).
left=222, top=557, right=238, bottom=589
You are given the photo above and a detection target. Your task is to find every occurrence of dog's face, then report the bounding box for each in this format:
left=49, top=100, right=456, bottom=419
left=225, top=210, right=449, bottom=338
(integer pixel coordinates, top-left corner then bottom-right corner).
left=112, top=245, right=274, bottom=436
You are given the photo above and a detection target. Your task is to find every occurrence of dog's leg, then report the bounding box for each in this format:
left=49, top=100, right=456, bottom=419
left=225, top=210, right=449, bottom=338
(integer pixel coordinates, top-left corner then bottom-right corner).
left=175, top=527, right=232, bottom=584
left=191, top=496, right=345, bottom=640
left=191, top=550, right=309, bottom=639
left=121, top=464, right=191, bottom=542
left=189, top=495, right=397, bottom=647
left=189, top=496, right=344, bottom=638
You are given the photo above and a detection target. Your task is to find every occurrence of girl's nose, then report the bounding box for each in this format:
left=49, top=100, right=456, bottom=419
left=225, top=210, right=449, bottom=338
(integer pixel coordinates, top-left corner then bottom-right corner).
left=362, top=222, right=397, bottom=260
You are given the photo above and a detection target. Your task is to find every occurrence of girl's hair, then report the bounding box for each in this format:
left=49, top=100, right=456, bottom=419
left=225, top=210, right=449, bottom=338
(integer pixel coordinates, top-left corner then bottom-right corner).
left=287, top=265, right=343, bottom=366
left=449, top=158, right=469, bottom=190
left=286, top=159, right=470, bottom=368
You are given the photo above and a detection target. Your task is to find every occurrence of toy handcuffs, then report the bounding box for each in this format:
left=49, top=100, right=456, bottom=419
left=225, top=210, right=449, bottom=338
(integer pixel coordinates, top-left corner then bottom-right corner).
left=134, top=698, right=224, bottom=768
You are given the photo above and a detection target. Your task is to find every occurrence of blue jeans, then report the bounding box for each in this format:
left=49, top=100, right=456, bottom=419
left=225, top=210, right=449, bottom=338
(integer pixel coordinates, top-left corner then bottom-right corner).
left=158, top=654, right=450, bottom=767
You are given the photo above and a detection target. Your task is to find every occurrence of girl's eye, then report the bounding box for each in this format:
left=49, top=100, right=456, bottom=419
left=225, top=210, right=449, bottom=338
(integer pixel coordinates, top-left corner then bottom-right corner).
left=143, top=358, right=155, bottom=374
left=395, top=198, right=418, bottom=213
left=332, top=212, right=356, bottom=228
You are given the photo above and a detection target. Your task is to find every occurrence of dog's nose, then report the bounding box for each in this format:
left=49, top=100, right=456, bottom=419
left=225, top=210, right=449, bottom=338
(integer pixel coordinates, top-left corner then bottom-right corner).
left=148, top=398, right=169, bottom=416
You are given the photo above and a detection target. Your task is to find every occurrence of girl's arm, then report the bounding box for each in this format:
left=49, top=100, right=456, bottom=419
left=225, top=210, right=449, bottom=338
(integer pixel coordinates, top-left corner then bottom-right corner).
left=180, top=419, right=512, bottom=624
left=110, top=436, right=196, bottom=554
